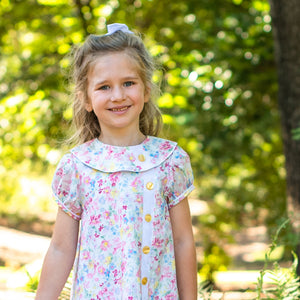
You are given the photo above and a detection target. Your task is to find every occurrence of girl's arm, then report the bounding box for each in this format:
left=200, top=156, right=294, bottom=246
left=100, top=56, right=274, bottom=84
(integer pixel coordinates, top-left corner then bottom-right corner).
left=170, top=197, right=197, bottom=300
left=35, top=208, right=79, bottom=300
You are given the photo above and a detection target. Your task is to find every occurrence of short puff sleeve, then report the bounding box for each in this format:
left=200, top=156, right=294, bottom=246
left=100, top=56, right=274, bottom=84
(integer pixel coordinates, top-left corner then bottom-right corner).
left=52, top=153, right=82, bottom=220
left=165, top=146, right=195, bottom=209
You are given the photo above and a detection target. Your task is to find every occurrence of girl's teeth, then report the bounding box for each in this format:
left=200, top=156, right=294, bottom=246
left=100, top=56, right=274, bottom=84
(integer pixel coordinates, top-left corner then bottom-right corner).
left=111, top=107, right=128, bottom=112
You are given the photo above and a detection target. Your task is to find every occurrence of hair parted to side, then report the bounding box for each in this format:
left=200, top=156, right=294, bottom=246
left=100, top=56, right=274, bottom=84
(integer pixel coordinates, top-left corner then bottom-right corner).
left=68, top=29, right=163, bottom=146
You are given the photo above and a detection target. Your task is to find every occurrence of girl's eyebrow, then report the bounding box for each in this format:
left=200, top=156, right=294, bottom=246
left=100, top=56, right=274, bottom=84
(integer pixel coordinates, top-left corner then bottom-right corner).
left=123, top=75, right=139, bottom=80
left=94, top=80, right=108, bottom=86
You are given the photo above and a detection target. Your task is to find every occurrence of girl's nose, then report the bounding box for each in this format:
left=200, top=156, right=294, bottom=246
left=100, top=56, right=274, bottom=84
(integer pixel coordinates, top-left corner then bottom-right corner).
left=110, top=86, right=124, bottom=101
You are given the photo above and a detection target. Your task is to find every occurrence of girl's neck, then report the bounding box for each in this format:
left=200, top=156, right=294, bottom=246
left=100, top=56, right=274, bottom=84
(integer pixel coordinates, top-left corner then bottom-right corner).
left=98, top=132, right=146, bottom=147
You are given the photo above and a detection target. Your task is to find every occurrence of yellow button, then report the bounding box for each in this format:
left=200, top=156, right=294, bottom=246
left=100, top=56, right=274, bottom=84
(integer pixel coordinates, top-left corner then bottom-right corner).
left=145, top=214, right=152, bottom=222
left=143, top=246, right=150, bottom=254
left=146, top=182, right=154, bottom=190
left=138, top=154, right=145, bottom=162
left=142, top=277, right=148, bottom=285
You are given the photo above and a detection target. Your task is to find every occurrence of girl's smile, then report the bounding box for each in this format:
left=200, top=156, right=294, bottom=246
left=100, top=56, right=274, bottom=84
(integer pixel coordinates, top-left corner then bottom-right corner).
left=108, top=105, right=132, bottom=113
left=85, top=51, right=150, bottom=144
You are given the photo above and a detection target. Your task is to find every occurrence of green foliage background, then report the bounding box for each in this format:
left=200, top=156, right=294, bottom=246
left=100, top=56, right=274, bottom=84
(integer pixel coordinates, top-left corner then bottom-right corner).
left=0, top=0, right=287, bottom=277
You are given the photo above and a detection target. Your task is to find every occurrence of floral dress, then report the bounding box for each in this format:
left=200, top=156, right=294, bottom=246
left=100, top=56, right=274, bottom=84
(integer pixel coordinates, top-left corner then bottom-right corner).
left=52, top=136, right=194, bottom=300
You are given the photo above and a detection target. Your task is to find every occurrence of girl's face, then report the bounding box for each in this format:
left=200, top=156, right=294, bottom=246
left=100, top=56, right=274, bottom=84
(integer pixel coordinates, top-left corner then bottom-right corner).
left=85, top=51, right=150, bottom=140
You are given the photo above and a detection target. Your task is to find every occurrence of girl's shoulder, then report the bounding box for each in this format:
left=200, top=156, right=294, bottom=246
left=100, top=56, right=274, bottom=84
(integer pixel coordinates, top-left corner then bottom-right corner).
left=62, top=137, right=187, bottom=172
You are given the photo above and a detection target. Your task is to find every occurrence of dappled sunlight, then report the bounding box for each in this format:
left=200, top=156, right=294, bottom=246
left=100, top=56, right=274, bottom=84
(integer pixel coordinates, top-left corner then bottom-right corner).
left=19, top=177, right=53, bottom=212
left=1, top=0, right=299, bottom=298
left=0, top=174, right=56, bottom=217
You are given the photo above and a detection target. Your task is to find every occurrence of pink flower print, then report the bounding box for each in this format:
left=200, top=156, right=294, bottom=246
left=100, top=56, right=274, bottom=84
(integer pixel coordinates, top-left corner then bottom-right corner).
left=136, top=194, right=142, bottom=203
left=114, top=213, right=119, bottom=223
left=82, top=251, right=90, bottom=260
left=153, top=237, right=164, bottom=248
left=83, top=176, right=90, bottom=184
left=121, top=261, right=126, bottom=273
left=108, top=173, right=119, bottom=187
left=97, top=266, right=105, bottom=274
left=114, top=277, right=121, bottom=285
left=90, top=214, right=101, bottom=225
left=136, top=268, right=141, bottom=278
left=97, top=288, right=108, bottom=299
left=113, top=148, right=126, bottom=160
left=56, top=167, right=63, bottom=177
left=87, top=263, right=97, bottom=279
left=104, top=211, right=110, bottom=219
left=123, top=205, right=127, bottom=210
left=128, top=153, right=135, bottom=162
left=98, top=224, right=104, bottom=232
left=160, top=269, right=172, bottom=280
left=162, top=177, right=168, bottom=185
left=84, top=159, right=91, bottom=165
left=131, top=177, right=140, bottom=189
left=112, top=269, right=118, bottom=277
left=151, top=157, right=157, bottom=164
left=164, top=161, right=171, bottom=169
left=62, top=190, right=69, bottom=197
left=105, top=147, right=114, bottom=159
left=153, top=219, right=161, bottom=227
left=83, top=280, right=91, bottom=289
left=159, top=141, right=172, bottom=151
left=100, top=240, right=109, bottom=251
left=102, top=186, right=110, bottom=194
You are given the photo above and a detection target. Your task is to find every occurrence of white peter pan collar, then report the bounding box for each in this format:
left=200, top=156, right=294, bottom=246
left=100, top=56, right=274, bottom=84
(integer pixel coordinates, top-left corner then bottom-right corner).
left=70, top=136, right=177, bottom=173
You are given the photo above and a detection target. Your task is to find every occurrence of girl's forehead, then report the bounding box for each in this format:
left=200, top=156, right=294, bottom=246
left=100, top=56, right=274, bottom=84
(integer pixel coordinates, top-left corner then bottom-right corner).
left=92, top=51, right=137, bottom=67
left=88, top=51, right=143, bottom=77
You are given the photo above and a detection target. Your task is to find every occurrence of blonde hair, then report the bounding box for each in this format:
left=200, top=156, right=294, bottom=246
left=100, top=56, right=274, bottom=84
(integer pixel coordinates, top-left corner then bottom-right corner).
left=68, top=30, right=162, bottom=145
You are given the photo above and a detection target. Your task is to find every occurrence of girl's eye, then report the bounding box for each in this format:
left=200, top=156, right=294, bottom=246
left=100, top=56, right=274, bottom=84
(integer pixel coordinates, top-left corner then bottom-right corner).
left=98, top=85, right=109, bottom=90
left=124, top=81, right=134, bottom=87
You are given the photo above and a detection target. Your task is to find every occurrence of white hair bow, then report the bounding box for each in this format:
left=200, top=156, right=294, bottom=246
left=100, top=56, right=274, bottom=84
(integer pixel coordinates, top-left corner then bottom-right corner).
left=104, top=23, right=133, bottom=36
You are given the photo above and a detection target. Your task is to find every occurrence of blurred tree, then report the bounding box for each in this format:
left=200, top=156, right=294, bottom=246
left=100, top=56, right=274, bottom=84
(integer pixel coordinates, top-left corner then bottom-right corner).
left=0, top=0, right=85, bottom=213
left=269, top=0, right=300, bottom=274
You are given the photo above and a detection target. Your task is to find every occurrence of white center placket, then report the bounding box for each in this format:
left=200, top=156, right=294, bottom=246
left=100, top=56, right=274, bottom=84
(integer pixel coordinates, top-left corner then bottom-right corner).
left=140, top=161, right=156, bottom=299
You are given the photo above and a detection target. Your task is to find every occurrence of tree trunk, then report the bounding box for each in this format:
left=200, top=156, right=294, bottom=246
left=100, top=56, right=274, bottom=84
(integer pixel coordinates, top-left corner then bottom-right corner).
left=269, top=0, right=300, bottom=275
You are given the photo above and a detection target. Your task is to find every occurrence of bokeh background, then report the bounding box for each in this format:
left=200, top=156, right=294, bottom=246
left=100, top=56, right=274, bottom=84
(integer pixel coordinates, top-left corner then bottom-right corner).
left=1, top=0, right=300, bottom=298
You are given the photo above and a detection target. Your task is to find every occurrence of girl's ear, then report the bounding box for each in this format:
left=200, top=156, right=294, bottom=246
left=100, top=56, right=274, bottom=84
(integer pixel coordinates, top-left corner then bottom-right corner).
left=78, top=91, right=93, bottom=112
left=85, top=102, right=93, bottom=112
left=144, top=85, right=151, bottom=103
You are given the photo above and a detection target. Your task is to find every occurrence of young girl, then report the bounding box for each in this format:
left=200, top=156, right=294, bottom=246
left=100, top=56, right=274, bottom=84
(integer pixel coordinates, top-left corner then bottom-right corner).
left=36, top=23, right=197, bottom=300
